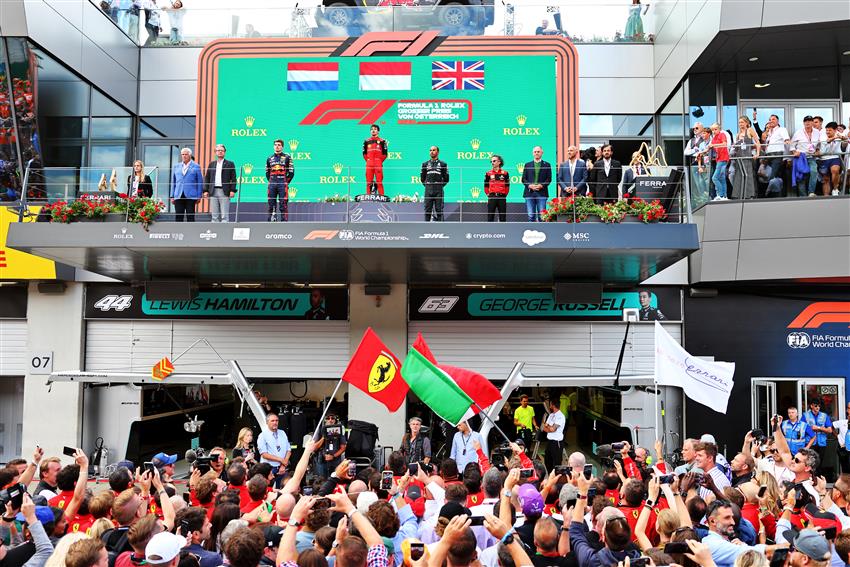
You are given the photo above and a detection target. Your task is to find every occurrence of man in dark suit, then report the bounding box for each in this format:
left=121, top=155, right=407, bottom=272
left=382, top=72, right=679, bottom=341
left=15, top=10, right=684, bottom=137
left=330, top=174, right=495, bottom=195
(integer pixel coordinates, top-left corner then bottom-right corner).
left=520, top=146, right=552, bottom=222
left=556, top=145, right=588, bottom=197
left=588, top=144, right=622, bottom=204
left=203, top=144, right=238, bottom=222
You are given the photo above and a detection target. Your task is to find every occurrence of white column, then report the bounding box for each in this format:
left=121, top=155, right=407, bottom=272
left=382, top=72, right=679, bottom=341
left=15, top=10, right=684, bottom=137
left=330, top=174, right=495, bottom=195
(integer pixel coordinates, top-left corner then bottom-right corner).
left=22, top=282, right=85, bottom=458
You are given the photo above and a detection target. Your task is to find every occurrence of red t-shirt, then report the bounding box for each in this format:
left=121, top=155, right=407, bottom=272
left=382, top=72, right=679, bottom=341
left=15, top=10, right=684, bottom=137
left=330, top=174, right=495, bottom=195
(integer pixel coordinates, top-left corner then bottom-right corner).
left=48, top=489, right=75, bottom=510
left=466, top=491, right=486, bottom=508
left=69, top=513, right=95, bottom=535
left=231, top=484, right=252, bottom=509
left=618, top=504, right=658, bottom=544
left=712, top=132, right=729, bottom=162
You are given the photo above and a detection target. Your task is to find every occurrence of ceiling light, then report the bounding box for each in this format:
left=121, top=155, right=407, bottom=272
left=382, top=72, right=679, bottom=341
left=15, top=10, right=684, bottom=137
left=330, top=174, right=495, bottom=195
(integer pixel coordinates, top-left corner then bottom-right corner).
left=748, top=56, right=759, bottom=62
left=754, top=83, right=771, bottom=89
left=843, top=50, right=850, bottom=56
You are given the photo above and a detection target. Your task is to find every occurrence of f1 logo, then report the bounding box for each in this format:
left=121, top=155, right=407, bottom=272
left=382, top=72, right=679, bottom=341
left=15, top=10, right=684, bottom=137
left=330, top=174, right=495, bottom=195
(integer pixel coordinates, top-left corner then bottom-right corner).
left=418, top=296, right=459, bottom=314
left=300, top=100, right=396, bottom=126
left=787, top=302, right=850, bottom=329
left=303, top=230, right=339, bottom=240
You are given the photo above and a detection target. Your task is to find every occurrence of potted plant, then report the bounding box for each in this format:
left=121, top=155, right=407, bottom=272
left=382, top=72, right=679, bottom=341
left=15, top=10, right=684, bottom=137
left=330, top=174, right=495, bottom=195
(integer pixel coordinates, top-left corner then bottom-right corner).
left=44, top=201, right=74, bottom=223
left=628, top=197, right=666, bottom=223
left=542, top=195, right=598, bottom=223
left=598, top=202, right=627, bottom=223
left=127, top=197, right=165, bottom=230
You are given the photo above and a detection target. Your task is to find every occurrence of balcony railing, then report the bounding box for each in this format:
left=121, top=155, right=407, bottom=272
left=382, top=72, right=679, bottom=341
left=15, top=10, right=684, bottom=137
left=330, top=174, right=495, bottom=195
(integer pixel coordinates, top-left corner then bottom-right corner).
left=687, top=151, right=850, bottom=210
left=90, top=2, right=655, bottom=47
left=14, top=164, right=689, bottom=224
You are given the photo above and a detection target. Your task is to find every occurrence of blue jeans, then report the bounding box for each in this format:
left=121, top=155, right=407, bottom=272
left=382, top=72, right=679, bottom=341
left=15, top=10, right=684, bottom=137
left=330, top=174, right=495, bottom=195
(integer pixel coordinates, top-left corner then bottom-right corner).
left=525, top=195, right=546, bottom=221
left=712, top=161, right=728, bottom=198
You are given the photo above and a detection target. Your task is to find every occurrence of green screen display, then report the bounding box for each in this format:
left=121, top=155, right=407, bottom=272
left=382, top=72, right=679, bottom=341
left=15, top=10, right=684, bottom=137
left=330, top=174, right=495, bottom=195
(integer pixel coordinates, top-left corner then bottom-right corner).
left=215, top=55, right=557, bottom=203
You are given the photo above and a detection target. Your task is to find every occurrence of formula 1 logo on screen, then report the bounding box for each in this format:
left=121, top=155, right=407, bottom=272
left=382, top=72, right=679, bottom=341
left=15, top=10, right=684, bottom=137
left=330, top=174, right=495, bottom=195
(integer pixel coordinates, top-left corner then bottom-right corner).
left=300, top=100, right=473, bottom=126
left=786, top=302, right=850, bottom=329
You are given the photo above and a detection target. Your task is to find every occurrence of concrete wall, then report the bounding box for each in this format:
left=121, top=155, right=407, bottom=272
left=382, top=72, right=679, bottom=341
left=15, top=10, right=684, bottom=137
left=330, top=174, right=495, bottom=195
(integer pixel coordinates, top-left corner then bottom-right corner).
left=22, top=282, right=85, bottom=459
left=691, top=199, right=850, bottom=283
left=347, top=284, right=408, bottom=451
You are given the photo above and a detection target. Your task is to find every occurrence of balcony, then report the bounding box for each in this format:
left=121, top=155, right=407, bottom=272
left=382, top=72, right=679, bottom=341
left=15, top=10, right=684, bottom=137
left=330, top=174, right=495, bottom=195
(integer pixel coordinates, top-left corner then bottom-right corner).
left=6, top=164, right=697, bottom=286
left=90, top=2, right=656, bottom=47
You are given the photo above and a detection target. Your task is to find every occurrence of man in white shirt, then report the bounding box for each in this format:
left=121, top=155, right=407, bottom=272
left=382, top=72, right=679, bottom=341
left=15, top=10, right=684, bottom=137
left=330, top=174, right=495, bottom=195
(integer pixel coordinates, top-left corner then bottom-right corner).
left=762, top=114, right=791, bottom=188
left=791, top=115, right=822, bottom=197
left=694, top=441, right=730, bottom=502
left=542, top=398, right=566, bottom=474
left=449, top=421, right=486, bottom=472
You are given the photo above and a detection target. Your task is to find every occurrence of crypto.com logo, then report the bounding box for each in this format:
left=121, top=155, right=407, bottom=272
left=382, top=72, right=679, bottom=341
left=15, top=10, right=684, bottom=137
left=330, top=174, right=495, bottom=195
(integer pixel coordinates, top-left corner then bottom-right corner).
left=300, top=100, right=396, bottom=126
left=787, top=302, right=850, bottom=329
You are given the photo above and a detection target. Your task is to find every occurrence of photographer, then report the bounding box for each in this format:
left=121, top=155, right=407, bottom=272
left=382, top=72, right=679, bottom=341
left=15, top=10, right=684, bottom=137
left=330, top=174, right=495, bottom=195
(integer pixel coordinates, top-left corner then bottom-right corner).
left=315, top=413, right=347, bottom=479
left=0, top=493, right=54, bottom=567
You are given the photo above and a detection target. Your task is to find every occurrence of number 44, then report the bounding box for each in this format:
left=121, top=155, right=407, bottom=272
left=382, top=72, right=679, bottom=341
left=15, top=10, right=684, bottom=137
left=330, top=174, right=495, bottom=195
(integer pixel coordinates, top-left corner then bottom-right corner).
left=93, top=294, right=134, bottom=311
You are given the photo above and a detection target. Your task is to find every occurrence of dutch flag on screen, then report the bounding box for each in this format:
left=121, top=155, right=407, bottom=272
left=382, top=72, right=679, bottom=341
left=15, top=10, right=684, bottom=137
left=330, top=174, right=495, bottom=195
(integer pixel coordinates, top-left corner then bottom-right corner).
left=287, top=62, right=339, bottom=91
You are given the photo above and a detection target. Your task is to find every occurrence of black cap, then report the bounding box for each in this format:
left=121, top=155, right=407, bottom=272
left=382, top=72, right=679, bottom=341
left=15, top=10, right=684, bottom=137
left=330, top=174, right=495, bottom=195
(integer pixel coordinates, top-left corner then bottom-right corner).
left=803, top=115, right=814, bottom=122
left=263, top=526, right=284, bottom=548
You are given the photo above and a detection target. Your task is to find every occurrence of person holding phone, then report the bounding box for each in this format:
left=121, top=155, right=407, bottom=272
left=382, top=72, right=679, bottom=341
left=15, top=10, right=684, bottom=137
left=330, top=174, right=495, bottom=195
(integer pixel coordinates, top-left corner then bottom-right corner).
left=401, top=417, right=431, bottom=467
left=542, top=398, right=566, bottom=475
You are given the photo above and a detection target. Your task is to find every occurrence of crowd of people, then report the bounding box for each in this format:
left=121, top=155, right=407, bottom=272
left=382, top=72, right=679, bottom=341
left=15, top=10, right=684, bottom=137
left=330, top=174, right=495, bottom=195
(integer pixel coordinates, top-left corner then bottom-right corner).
left=3, top=395, right=850, bottom=567
left=685, top=112, right=849, bottom=202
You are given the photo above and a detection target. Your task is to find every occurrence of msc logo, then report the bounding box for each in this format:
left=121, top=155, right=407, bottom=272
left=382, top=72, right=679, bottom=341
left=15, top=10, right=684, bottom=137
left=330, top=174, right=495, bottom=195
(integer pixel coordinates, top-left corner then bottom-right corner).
left=787, top=332, right=811, bottom=349
left=300, top=100, right=396, bottom=126
left=418, top=296, right=459, bottom=314
left=787, top=302, right=850, bottom=329
left=368, top=353, right=398, bottom=393
left=304, top=230, right=339, bottom=240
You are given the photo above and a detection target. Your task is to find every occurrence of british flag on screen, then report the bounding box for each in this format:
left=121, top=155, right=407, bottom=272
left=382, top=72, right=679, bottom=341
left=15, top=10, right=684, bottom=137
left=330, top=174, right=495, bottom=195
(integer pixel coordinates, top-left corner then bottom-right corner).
left=431, top=60, right=485, bottom=91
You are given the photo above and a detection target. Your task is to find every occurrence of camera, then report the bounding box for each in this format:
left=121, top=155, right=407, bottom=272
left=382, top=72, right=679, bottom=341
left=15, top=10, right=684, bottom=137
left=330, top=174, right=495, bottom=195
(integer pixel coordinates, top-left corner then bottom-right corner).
left=611, top=442, right=625, bottom=451
left=657, top=474, right=674, bottom=484
left=194, top=456, right=213, bottom=475
left=0, top=484, right=25, bottom=510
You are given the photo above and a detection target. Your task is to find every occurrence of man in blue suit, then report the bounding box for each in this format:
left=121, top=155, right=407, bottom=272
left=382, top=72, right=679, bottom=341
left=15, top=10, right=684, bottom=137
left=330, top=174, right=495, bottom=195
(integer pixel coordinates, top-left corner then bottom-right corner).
left=520, top=146, right=552, bottom=222
left=171, top=147, right=204, bottom=222
left=557, top=145, right=589, bottom=197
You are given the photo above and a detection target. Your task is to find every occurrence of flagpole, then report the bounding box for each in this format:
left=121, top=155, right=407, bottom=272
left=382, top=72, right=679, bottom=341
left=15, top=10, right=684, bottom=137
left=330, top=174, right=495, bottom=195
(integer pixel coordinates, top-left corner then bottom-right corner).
left=312, top=378, right=344, bottom=441
left=473, top=401, right=513, bottom=446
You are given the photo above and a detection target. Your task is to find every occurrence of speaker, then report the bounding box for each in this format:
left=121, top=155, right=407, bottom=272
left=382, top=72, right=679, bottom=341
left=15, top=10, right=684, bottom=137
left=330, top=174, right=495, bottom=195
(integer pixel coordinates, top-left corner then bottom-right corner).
left=554, top=282, right=602, bottom=304
left=145, top=280, right=198, bottom=301
left=37, top=282, right=67, bottom=294
left=364, top=284, right=391, bottom=296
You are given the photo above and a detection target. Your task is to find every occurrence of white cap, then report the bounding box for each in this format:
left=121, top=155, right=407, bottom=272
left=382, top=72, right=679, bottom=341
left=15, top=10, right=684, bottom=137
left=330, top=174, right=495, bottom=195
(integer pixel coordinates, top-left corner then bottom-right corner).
left=357, top=491, right=379, bottom=515
left=700, top=434, right=717, bottom=445
left=146, top=532, right=184, bottom=565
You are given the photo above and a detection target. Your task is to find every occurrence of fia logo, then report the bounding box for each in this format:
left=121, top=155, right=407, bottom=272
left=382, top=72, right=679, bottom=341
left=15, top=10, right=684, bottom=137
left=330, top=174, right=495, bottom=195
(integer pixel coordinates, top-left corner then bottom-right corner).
left=786, top=332, right=811, bottom=349
left=338, top=230, right=355, bottom=241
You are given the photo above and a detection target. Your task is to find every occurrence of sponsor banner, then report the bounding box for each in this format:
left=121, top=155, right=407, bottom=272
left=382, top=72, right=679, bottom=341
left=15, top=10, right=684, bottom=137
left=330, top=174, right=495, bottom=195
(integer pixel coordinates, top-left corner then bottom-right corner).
left=409, top=287, right=681, bottom=321
left=0, top=206, right=58, bottom=280
left=85, top=284, right=348, bottom=320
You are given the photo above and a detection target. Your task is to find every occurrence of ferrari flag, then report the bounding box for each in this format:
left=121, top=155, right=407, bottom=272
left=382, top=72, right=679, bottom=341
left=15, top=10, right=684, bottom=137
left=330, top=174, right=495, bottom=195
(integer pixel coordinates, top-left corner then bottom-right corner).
left=342, top=328, right=408, bottom=412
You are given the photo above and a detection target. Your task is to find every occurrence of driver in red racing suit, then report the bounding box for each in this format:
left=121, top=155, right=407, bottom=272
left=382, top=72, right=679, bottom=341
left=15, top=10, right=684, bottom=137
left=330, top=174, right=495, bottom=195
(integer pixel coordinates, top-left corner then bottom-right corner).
left=363, top=124, right=388, bottom=195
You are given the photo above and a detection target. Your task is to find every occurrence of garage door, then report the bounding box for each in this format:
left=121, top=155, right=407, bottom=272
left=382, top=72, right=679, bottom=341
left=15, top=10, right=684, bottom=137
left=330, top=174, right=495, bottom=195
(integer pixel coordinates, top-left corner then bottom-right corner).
left=85, top=320, right=350, bottom=379
left=0, top=320, right=27, bottom=375
left=408, top=321, right=682, bottom=379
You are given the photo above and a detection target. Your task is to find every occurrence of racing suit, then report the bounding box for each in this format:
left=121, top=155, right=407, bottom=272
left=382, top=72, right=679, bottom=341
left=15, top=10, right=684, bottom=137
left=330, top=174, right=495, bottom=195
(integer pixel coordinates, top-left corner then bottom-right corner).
left=420, top=159, right=449, bottom=221
left=265, top=152, right=294, bottom=221
left=484, top=168, right=510, bottom=222
left=363, top=136, right=388, bottom=195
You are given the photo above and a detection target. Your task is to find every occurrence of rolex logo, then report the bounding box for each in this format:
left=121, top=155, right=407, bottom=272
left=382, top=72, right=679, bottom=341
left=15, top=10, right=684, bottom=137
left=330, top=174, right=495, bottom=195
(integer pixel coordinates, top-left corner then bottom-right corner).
left=332, top=163, right=344, bottom=175
left=243, top=163, right=254, bottom=175
left=470, top=138, right=481, bottom=151
left=470, top=186, right=481, bottom=199
left=287, top=186, right=298, bottom=199
left=516, top=114, right=527, bottom=126
left=288, top=139, right=300, bottom=152
left=516, top=163, right=525, bottom=174
left=244, top=115, right=255, bottom=127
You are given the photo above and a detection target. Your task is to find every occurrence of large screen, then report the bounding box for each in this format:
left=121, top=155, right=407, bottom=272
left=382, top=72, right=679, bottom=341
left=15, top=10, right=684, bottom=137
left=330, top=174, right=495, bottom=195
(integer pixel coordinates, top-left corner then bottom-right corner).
left=215, top=54, right=557, bottom=203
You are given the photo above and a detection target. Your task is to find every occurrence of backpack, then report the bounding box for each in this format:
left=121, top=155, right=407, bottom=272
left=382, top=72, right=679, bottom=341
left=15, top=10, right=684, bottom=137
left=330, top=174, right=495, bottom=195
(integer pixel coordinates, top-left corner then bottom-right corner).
left=346, top=420, right=379, bottom=460
left=101, top=526, right=131, bottom=567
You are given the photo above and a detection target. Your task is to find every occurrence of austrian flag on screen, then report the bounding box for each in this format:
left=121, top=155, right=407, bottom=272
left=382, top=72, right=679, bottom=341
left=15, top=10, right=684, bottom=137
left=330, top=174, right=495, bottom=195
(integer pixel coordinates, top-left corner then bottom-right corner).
left=359, top=62, right=412, bottom=91
left=287, top=62, right=339, bottom=91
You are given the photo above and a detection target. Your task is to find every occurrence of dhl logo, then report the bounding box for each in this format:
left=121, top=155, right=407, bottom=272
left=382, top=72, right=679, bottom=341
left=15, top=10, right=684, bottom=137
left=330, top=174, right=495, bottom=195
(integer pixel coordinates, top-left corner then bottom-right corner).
left=787, top=302, right=850, bottom=329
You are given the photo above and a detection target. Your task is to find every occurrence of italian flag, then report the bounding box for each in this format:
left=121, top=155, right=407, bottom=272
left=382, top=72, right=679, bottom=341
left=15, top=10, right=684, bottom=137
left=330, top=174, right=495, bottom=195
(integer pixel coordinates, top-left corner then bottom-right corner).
left=401, top=347, right=474, bottom=426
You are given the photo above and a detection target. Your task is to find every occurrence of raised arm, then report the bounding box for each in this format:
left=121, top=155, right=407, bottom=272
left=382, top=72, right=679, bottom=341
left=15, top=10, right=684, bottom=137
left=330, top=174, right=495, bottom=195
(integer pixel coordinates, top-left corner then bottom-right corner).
left=281, top=438, right=317, bottom=494
left=19, top=446, right=43, bottom=488
left=63, top=449, right=89, bottom=520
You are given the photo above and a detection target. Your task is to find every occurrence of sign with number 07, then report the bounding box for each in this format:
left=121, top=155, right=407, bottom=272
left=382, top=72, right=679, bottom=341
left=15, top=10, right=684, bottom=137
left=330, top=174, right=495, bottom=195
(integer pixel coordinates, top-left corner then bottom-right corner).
left=28, top=351, right=53, bottom=375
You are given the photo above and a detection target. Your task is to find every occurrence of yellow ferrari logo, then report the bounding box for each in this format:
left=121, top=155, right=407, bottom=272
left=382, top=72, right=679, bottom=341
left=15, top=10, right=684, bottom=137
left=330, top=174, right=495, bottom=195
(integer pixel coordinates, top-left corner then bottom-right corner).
left=368, top=354, right=397, bottom=393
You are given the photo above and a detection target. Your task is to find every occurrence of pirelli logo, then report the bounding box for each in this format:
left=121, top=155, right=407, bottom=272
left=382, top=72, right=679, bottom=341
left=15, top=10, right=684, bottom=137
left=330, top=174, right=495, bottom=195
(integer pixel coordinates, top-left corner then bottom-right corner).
left=787, top=302, right=850, bottom=329
left=303, top=230, right=339, bottom=241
